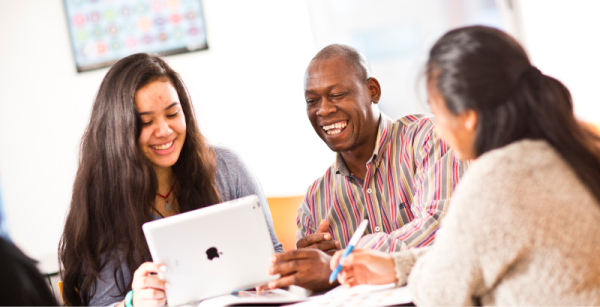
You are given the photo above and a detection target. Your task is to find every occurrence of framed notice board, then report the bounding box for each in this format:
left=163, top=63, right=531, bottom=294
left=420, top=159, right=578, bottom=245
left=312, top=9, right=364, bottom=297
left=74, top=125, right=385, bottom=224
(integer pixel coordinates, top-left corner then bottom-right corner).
left=63, top=0, right=208, bottom=72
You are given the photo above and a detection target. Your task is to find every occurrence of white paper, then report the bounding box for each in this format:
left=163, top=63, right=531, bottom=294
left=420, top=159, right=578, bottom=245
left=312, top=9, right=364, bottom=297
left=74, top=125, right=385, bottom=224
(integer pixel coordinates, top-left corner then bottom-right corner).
left=196, top=288, right=307, bottom=307
left=288, top=284, right=412, bottom=307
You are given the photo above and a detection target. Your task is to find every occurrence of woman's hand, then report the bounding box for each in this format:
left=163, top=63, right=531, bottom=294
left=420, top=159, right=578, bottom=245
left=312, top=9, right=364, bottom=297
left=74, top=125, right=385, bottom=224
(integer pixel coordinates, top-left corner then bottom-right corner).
left=330, top=249, right=397, bottom=287
left=255, top=284, right=268, bottom=293
left=131, top=262, right=169, bottom=306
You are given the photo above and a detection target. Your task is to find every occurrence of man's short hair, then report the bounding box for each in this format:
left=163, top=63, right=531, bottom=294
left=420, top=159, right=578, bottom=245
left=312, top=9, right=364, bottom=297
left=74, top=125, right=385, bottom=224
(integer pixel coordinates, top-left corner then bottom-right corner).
left=311, top=44, right=372, bottom=82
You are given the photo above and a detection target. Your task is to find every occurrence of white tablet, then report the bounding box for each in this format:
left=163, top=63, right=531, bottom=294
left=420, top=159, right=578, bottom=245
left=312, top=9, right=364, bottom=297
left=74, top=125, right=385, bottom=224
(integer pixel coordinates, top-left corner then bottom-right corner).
left=142, top=195, right=280, bottom=306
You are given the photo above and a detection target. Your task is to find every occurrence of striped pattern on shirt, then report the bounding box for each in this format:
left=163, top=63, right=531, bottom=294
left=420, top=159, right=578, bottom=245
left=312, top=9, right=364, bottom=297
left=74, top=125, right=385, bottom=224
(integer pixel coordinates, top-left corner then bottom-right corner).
left=297, top=113, right=469, bottom=252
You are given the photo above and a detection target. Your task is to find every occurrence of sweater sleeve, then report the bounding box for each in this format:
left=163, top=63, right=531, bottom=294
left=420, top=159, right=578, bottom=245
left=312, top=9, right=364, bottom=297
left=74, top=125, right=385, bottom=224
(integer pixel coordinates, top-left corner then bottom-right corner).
left=405, top=148, right=529, bottom=306
left=88, top=255, right=132, bottom=307
left=391, top=247, right=431, bottom=287
left=405, top=179, right=485, bottom=305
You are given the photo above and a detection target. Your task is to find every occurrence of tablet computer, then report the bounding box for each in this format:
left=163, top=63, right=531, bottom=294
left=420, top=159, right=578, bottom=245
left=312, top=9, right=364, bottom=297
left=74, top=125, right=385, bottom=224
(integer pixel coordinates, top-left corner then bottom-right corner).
left=142, top=195, right=279, bottom=306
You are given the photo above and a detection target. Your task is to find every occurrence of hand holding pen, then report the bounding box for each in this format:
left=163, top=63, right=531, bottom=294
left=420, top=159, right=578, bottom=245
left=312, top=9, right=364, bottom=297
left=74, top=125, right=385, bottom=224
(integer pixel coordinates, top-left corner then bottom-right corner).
left=329, top=221, right=398, bottom=287
left=328, top=220, right=369, bottom=283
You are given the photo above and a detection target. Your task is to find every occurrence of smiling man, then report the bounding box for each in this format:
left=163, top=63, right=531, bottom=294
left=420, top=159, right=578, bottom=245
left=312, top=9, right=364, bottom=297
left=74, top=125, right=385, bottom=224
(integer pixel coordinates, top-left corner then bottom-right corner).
left=267, top=44, right=469, bottom=291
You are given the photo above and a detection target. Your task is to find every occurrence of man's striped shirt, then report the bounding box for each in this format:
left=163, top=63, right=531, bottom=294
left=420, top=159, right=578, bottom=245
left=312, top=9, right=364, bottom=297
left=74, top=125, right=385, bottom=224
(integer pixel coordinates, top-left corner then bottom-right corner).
left=297, top=113, right=469, bottom=252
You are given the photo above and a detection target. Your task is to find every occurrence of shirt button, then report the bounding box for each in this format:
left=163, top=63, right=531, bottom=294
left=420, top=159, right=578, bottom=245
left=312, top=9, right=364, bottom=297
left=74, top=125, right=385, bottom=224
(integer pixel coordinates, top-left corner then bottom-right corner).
left=367, top=188, right=372, bottom=194
left=375, top=226, right=381, bottom=232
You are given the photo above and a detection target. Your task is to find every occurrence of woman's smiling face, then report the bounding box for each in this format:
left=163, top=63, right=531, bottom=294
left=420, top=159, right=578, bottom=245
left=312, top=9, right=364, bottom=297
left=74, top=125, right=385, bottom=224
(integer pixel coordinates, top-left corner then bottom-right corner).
left=135, top=79, right=187, bottom=171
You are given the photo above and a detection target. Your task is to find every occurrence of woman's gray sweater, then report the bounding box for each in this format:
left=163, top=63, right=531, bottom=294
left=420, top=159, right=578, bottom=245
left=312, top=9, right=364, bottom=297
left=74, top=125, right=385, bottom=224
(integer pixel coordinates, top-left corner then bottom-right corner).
left=88, top=146, right=283, bottom=306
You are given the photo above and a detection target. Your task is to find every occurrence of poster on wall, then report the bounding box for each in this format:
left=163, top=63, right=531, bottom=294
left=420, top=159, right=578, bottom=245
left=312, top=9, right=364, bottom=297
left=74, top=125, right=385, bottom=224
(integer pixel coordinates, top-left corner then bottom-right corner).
left=63, top=0, right=208, bottom=72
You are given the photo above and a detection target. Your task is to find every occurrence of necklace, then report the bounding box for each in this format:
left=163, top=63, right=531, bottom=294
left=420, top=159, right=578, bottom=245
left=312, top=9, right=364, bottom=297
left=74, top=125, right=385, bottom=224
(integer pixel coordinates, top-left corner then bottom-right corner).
left=156, top=179, right=176, bottom=211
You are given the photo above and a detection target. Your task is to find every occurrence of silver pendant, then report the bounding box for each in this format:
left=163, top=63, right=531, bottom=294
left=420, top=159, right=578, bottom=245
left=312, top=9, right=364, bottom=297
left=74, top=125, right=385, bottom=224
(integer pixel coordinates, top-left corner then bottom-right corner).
left=165, top=201, right=172, bottom=211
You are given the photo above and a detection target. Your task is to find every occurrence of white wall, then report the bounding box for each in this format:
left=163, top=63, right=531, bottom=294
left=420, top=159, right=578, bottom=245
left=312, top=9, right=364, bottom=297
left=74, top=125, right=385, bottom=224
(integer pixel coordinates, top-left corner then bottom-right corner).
left=1, top=0, right=600, bottom=261
left=518, top=0, right=600, bottom=124
left=0, top=0, right=334, bottom=260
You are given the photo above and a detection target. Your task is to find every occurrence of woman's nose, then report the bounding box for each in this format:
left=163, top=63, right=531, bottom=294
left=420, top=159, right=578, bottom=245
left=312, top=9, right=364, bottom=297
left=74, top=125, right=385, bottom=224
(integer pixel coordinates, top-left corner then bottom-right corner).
left=154, top=119, right=172, bottom=138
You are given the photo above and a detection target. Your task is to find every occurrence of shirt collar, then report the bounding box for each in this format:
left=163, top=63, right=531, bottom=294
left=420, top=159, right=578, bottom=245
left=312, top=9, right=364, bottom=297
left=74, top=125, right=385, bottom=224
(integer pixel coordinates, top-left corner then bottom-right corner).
left=335, top=113, right=393, bottom=176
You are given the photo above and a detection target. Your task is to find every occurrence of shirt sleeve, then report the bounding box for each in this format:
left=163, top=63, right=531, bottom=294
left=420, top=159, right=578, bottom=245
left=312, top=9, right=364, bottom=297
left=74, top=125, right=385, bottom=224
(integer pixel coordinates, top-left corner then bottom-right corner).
left=88, top=256, right=131, bottom=307
left=296, top=184, right=318, bottom=242
left=357, top=121, right=469, bottom=252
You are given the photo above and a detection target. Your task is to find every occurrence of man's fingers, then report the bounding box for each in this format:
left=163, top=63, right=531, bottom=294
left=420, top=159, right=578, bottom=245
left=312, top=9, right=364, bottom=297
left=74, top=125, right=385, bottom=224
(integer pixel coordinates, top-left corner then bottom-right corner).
left=316, top=219, right=330, bottom=233
left=306, top=240, right=339, bottom=252
left=296, top=220, right=333, bottom=249
left=133, top=262, right=166, bottom=279
left=326, top=249, right=337, bottom=256
left=296, top=233, right=331, bottom=249
left=271, top=258, right=313, bottom=276
left=268, top=274, right=297, bottom=289
left=271, top=249, right=323, bottom=263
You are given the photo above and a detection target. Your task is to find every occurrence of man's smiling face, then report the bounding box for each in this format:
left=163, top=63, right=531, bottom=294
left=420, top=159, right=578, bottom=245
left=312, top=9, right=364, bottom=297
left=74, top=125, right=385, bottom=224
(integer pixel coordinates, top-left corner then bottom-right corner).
left=305, top=56, right=378, bottom=153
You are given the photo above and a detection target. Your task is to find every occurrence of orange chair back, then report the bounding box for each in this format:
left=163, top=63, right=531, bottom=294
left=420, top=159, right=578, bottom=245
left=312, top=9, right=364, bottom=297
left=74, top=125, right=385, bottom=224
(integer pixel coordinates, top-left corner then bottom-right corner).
left=58, top=281, right=64, bottom=303
left=267, top=196, right=304, bottom=251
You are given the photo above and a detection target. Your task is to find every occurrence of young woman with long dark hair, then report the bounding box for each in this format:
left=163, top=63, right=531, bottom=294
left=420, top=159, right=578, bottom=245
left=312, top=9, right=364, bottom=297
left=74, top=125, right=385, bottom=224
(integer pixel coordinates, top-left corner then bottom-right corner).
left=330, top=26, right=600, bottom=305
left=59, top=53, right=283, bottom=306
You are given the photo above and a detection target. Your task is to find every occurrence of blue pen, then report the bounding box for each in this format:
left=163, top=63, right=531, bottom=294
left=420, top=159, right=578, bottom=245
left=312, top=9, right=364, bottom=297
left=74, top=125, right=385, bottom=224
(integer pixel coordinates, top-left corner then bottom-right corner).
left=329, top=219, right=369, bottom=283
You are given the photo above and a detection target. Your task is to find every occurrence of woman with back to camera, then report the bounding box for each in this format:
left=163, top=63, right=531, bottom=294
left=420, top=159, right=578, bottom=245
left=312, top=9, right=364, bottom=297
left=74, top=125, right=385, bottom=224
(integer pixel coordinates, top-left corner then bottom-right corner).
left=330, top=26, right=600, bottom=305
left=59, top=53, right=283, bottom=306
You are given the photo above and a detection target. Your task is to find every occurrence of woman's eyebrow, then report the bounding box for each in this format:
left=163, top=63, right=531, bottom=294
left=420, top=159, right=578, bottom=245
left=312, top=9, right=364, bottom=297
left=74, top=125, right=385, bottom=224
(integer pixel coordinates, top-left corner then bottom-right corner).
left=137, top=102, right=180, bottom=116
left=165, top=102, right=180, bottom=110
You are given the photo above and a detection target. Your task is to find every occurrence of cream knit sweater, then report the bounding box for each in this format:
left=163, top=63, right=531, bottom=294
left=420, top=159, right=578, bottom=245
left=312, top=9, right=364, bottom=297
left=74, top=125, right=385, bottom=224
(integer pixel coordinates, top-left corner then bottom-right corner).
left=393, top=140, right=600, bottom=305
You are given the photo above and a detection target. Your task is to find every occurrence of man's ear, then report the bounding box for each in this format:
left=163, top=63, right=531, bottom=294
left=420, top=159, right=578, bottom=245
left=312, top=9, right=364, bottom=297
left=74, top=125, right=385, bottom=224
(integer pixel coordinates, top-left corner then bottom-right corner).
left=367, top=77, right=382, bottom=104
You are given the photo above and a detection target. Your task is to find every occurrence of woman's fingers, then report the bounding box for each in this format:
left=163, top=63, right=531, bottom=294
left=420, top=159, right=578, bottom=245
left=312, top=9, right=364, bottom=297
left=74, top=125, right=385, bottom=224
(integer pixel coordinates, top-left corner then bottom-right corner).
left=133, top=262, right=166, bottom=279
left=330, top=250, right=344, bottom=270
left=133, top=285, right=167, bottom=307
left=132, top=262, right=168, bottom=307
left=339, top=249, right=369, bottom=266
left=137, top=298, right=166, bottom=306
left=132, top=262, right=167, bottom=289
left=255, top=284, right=268, bottom=293
left=135, top=287, right=166, bottom=300
left=340, top=269, right=358, bottom=288
left=137, top=275, right=167, bottom=290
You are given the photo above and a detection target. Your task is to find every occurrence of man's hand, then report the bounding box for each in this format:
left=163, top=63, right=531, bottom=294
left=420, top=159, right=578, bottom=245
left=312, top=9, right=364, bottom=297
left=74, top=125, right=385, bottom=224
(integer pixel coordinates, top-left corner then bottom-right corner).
left=267, top=249, right=337, bottom=292
left=296, top=220, right=341, bottom=255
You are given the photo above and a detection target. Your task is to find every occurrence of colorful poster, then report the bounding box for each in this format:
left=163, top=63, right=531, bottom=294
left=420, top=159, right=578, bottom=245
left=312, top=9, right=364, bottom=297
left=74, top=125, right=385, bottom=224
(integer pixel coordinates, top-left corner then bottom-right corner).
left=64, top=0, right=208, bottom=72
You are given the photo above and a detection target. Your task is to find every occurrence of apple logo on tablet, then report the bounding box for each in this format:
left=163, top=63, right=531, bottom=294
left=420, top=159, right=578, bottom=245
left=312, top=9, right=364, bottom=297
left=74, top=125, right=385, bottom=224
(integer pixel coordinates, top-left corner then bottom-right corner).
left=206, top=247, right=222, bottom=260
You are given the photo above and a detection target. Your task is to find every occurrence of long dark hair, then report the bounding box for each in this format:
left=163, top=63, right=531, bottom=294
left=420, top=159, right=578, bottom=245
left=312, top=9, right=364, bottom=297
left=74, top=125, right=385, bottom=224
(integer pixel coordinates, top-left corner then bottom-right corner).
left=59, top=53, right=221, bottom=306
left=427, top=25, right=600, bottom=203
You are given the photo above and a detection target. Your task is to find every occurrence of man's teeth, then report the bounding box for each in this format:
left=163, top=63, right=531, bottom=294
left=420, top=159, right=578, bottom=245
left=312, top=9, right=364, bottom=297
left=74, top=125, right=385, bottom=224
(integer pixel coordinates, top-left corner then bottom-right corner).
left=322, top=121, right=348, bottom=133
left=151, top=141, right=173, bottom=150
